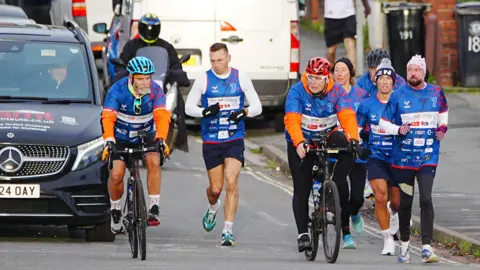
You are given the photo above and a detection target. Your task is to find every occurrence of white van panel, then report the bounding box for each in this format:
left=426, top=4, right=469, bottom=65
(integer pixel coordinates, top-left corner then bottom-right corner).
left=215, top=0, right=292, bottom=80
left=132, top=0, right=216, bottom=80
left=86, top=0, right=113, bottom=43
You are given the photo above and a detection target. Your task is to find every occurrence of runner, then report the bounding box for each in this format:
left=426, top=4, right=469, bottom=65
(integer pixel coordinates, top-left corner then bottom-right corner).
left=184, top=42, right=262, bottom=246
left=357, top=58, right=399, bottom=255
left=379, top=55, right=448, bottom=263
left=332, top=57, right=368, bottom=248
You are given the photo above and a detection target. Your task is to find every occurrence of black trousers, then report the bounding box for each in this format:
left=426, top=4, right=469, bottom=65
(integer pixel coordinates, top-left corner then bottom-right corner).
left=288, top=132, right=355, bottom=236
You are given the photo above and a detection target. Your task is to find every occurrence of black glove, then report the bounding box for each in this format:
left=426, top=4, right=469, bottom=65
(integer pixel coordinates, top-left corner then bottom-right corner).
left=202, top=103, right=220, bottom=117
left=349, top=139, right=371, bottom=161
left=360, top=129, right=370, bottom=144
left=154, top=139, right=168, bottom=166
left=102, top=141, right=116, bottom=162
left=228, top=109, right=247, bottom=124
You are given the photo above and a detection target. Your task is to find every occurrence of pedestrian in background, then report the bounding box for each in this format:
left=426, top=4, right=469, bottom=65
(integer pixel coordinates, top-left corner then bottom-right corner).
left=324, top=0, right=371, bottom=69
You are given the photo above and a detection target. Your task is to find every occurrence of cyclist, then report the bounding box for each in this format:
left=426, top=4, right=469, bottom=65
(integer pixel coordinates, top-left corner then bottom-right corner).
left=331, top=57, right=368, bottom=248
left=184, top=42, right=262, bottom=246
left=285, top=57, right=369, bottom=252
left=356, top=48, right=406, bottom=96
left=357, top=58, right=399, bottom=256
left=379, top=55, right=448, bottom=263
left=115, top=12, right=189, bottom=153
left=101, top=56, right=171, bottom=233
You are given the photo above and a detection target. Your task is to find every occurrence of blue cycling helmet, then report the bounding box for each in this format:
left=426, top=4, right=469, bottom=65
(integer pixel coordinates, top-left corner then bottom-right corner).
left=126, top=56, right=155, bottom=75
left=138, top=13, right=161, bottom=44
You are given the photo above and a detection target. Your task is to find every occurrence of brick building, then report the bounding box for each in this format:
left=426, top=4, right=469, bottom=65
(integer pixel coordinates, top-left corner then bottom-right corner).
left=304, top=0, right=458, bottom=87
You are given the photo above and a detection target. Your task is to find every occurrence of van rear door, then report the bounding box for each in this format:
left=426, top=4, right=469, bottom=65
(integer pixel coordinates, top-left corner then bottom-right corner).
left=214, top=0, right=292, bottom=82
left=131, top=0, right=216, bottom=78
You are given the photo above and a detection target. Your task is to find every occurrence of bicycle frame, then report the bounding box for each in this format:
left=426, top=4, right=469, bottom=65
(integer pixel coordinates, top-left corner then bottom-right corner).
left=303, top=138, right=349, bottom=264
left=107, top=131, right=158, bottom=260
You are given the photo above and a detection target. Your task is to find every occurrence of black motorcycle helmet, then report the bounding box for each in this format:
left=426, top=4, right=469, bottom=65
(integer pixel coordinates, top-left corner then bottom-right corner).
left=366, top=48, right=390, bottom=68
left=138, top=13, right=161, bottom=44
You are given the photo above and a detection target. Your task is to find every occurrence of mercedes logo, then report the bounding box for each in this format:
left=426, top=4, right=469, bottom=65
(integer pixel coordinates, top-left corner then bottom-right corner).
left=7, top=133, right=14, bottom=138
left=0, top=147, right=24, bottom=173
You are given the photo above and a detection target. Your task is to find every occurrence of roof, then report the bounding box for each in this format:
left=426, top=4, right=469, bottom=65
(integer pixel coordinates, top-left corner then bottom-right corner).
left=0, top=4, right=28, bottom=19
left=0, top=21, right=87, bottom=43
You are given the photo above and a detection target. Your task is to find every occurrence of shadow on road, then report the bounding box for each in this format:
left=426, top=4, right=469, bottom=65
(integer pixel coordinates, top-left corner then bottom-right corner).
left=0, top=225, right=87, bottom=243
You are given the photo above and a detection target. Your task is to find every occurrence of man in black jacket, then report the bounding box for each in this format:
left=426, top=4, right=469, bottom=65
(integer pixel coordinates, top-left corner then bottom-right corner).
left=114, top=13, right=182, bottom=76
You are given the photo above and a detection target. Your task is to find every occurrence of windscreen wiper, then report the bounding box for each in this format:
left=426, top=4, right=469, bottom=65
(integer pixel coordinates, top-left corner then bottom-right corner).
left=41, top=99, right=92, bottom=104
left=0, top=95, right=48, bottom=101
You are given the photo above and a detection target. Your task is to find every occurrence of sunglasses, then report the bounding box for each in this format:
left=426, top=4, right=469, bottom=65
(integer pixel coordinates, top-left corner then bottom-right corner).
left=306, top=74, right=327, bottom=83
left=134, top=97, right=142, bottom=115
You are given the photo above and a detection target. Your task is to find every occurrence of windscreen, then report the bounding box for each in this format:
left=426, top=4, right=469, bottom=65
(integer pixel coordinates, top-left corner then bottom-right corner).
left=0, top=40, right=92, bottom=100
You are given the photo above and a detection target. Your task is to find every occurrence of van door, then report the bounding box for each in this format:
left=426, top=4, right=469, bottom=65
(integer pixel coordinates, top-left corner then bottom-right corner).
left=214, top=0, right=290, bottom=82
left=132, top=0, right=216, bottom=77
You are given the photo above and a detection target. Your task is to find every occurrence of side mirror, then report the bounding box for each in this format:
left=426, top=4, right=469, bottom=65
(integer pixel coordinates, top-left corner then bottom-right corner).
left=110, top=58, right=126, bottom=67
left=179, top=54, right=191, bottom=64
left=92, top=23, right=108, bottom=34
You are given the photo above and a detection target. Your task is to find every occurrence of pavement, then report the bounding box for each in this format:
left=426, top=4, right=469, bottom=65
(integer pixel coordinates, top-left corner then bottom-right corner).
left=0, top=136, right=477, bottom=269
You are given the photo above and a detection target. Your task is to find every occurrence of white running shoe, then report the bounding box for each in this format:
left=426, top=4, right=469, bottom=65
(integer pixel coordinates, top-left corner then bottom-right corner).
left=381, top=230, right=396, bottom=255
left=388, top=201, right=400, bottom=235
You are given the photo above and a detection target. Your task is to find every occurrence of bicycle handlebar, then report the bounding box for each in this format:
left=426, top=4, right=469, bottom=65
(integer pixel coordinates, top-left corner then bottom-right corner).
left=113, top=146, right=158, bottom=155
left=107, top=145, right=164, bottom=170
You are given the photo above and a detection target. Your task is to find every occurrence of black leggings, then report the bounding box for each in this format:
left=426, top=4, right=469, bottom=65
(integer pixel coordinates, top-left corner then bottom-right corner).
left=394, top=166, right=436, bottom=245
left=288, top=132, right=355, bottom=236
left=349, top=163, right=367, bottom=216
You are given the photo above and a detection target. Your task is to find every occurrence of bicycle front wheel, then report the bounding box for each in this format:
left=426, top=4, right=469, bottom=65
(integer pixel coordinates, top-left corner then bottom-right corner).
left=321, top=179, right=341, bottom=264
left=129, top=183, right=138, bottom=259
left=304, top=206, right=320, bottom=261
left=135, top=177, right=148, bottom=261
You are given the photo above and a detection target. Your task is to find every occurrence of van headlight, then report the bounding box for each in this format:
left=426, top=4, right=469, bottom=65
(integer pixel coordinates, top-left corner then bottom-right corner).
left=165, top=86, right=178, bottom=113
left=71, top=137, right=105, bottom=171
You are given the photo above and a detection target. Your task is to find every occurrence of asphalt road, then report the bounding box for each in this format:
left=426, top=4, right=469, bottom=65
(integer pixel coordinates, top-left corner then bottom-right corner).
left=0, top=136, right=477, bottom=269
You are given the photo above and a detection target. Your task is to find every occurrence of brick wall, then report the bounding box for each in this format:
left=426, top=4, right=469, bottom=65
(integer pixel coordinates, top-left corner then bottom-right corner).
left=426, top=0, right=458, bottom=86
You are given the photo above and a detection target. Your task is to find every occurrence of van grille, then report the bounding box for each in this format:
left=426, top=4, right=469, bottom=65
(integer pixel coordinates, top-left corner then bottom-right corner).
left=0, top=145, right=70, bottom=179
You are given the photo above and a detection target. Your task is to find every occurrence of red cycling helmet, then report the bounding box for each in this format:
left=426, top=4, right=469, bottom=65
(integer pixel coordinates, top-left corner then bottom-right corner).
left=306, top=57, right=331, bottom=76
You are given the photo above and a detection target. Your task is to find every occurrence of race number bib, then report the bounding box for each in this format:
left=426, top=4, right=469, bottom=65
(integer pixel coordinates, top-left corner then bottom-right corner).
left=218, top=130, right=229, bottom=139
left=207, top=96, right=241, bottom=111
left=301, top=114, right=338, bottom=131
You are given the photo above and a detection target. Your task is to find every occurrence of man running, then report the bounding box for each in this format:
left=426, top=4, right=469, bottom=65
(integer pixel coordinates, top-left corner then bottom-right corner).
left=379, top=55, right=448, bottom=263
left=356, top=48, right=406, bottom=96
left=357, top=58, right=399, bottom=255
left=184, top=42, right=262, bottom=246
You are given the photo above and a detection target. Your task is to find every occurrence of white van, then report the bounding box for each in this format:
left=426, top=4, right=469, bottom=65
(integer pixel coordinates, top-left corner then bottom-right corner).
left=124, top=0, right=301, bottom=131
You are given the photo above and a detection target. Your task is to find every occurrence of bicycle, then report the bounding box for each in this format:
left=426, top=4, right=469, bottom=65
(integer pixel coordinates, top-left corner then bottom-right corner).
left=107, top=130, right=165, bottom=261
left=301, top=138, right=351, bottom=264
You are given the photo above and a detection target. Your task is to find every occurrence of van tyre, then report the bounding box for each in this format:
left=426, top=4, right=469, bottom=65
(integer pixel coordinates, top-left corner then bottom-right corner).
left=274, top=113, right=285, bottom=133
left=85, top=221, right=116, bottom=242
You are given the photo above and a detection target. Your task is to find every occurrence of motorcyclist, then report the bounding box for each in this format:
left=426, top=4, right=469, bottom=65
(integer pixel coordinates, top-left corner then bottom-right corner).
left=114, top=12, right=183, bottom=80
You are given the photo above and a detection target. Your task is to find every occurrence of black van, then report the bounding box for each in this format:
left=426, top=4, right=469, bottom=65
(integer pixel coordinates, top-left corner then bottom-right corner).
left=0, top=19, right=114, bottom=241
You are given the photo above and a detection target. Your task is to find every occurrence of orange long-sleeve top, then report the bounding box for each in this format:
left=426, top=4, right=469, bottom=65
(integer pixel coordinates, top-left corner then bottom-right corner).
left=284, top=72, right=360, bottom=147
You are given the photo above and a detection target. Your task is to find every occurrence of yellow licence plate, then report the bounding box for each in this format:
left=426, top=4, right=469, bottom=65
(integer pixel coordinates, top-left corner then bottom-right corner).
left=179, top=54, right=199, bottom=66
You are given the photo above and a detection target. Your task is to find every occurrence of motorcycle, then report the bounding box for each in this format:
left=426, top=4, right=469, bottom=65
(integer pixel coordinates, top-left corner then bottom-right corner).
left=109, top=53, right=191, bottom=166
